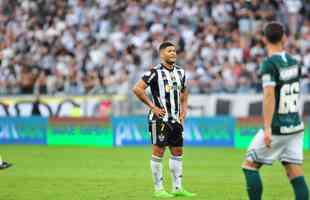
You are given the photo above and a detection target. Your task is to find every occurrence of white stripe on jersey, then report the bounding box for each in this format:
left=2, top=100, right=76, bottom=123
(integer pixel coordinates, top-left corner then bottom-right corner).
left=164, top=69, right=177, bottom=120
left=180, top=69, right=185, bottom=81
left=152, top=120, right=156, bottom=144
left=157, top=69, right=169, bottom=121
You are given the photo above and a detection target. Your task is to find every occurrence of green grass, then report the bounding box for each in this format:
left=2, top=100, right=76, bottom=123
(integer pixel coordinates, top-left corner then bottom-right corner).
left=0, top=145, right=309, bottom=200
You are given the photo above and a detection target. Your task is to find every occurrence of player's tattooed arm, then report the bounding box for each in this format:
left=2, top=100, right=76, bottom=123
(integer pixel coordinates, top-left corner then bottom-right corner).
left=263, top=85, right=275, bottom=148
left=132, top=80, right=165, bottom=118
left=132, top=80, right=155, bottom=109
left=179, top=88, right=188, bottom=124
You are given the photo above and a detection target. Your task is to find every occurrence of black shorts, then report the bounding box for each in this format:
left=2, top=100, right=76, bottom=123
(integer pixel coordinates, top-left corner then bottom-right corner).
left=149, top=120, right=184, bottom=147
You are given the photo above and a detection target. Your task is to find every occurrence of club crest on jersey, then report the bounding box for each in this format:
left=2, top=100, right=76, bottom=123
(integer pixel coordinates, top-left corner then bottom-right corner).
left=159, top=134, right=165, bottom=142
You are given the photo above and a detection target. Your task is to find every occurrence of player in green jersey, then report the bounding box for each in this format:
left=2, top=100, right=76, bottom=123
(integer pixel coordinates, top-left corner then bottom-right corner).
left=242, top=22, right=309, bottom=200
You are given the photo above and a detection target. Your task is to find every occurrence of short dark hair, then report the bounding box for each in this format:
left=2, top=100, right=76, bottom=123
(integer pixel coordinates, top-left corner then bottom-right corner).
left=159, top=41, right=175, bottom=51
left=263, top=22, right=284, bottom=44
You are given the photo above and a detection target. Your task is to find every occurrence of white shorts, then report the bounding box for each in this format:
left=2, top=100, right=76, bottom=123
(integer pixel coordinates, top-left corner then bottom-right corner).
left=246, top=129, right=304, bottom=165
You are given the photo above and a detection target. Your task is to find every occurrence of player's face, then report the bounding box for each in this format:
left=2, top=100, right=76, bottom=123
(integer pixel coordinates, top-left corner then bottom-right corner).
left=162, top=46, right=177, bottom=64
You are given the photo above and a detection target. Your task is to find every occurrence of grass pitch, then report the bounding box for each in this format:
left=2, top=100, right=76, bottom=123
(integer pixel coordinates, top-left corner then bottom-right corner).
left=0, top=145, right=309, bottom=200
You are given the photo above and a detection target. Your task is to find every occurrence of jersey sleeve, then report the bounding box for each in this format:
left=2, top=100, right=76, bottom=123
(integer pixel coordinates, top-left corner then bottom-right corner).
left=141, top=69, right=157, bottom=87
left=300, top=63, right=308, bottom=78
left=259, top=60, right=276, bottom=88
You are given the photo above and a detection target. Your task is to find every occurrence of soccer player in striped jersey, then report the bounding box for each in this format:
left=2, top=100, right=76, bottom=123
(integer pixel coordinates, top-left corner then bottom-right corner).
left=242, top=22, right=309, bottom=200
left=133, top=42, right=196, bottom=198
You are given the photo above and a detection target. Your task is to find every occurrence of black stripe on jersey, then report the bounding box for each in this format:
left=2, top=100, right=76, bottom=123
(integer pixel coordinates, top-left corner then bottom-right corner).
left=160, top=70, right=172, bottom=119
left=149, top=70, right=161, bottom=121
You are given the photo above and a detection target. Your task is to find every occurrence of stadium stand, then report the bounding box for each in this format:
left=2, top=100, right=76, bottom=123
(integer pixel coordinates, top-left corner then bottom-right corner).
left=0, top=0, right=309, bottom=96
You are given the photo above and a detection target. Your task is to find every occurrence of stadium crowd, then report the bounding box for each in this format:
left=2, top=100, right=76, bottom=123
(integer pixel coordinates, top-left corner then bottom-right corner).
left=0, top=0, right=309, bottom=95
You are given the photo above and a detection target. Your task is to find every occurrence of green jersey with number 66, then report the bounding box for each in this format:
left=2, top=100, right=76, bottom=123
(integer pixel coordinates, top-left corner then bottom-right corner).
left=260, top=52, right=304, bottom=135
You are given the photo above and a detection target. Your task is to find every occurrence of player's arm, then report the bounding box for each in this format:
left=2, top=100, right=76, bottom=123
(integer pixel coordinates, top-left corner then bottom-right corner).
left=263, top=85, right=275, bottom=148
left=261, top=61, right=276, bottom=148
left=179, top=71, right=188, bottom=124
left=132, top=80, right=156, bottom=110
left=180, top=88, right=188, bottom=124
left=132, top=79, right=165, bottom=118
left=300, top=63, right=309, bottom=79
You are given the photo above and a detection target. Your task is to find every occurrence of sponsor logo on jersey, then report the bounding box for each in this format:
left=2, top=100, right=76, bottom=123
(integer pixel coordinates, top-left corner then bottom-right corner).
left=280, top=66, right=298, bottom=80
left=165, top=84, right=180, bottom=92
left=165, top=85, right=171, bottom=92
left=280, top=122, right=304, bottom=134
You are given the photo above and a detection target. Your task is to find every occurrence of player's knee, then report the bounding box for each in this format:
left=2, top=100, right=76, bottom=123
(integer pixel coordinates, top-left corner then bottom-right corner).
left=242, top=160, right=261, bottom=170
left=283, top=163, right=304, bottom=180
left=153, top=150, right=164, bottom=157
left=152, top=145, right=165, bottom=157
left=170, top=147, right=183, bottom=156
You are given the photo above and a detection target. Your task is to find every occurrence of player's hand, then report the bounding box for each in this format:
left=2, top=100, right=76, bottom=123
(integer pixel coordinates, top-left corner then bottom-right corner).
left=179, top=112, right=185, bottom=125
left=264, top=128, right=272, bottom=149
left=151, top=106, right=166, bottom=118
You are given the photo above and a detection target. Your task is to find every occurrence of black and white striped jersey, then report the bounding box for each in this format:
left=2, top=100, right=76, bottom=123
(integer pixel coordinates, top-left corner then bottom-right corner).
left=142, top=64, right=186, bottom=122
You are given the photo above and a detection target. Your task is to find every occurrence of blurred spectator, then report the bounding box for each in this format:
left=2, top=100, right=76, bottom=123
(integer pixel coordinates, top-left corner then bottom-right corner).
left=0, top=0, right=309, bottom=96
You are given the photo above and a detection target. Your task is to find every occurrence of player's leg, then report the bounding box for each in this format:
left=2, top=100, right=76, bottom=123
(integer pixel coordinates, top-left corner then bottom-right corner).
left=242, top=129, right=284, bottom=200
left=151, top=144, right=165, bottom=191
left=242, top=160, right=263, bottom=200
left=242, top=130, right=264, bottom=200
left=152, top=145, right=173, bottom=198
left=280, top=132, right=309, bottom=200
left=283, top=163, right=309, bottom=200
left=168, top=122, right=196, bottom=197
left=169, top=146, right=183, bottom=192
left=149, top=120, right=173, bottom=198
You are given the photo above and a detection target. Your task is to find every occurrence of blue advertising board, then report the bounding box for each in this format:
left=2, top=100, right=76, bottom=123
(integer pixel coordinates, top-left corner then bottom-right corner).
left=112, top=116, right=235, bottom=147
left=0, top=117, right=48, bottom=144
left=112, top=116, right=149, bottom=146
left=184, top=117, right=235, bottom=146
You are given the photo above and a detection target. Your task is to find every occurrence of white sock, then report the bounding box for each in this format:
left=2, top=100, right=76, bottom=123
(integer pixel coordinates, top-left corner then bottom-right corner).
left=151, top=155, right=164, bottom=191
left=169, top=156, right=183, bottom=191
left=0, top=155, right=2, bottom=165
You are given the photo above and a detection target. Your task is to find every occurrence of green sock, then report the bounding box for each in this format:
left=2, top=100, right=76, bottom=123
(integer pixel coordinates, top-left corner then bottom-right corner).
left=291, top=176, right=309, bottom=200
left=243, top=168, right=262, bottom=200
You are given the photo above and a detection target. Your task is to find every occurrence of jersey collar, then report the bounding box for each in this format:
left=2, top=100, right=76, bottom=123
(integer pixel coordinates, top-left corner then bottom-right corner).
left=270, top=51, right=286, bottom=57
left=161, top=63, right=175, bottom=72
left=270, top=51, right=287, bottom=62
